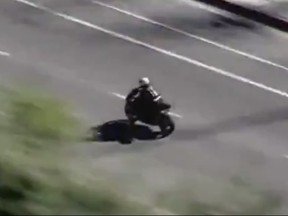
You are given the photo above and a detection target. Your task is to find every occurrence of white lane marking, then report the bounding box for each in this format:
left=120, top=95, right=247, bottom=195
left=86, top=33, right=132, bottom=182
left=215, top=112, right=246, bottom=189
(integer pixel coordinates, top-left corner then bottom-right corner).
left=92, top=0, right=288, bottom=73
left=167, top=112, right=183, bottom=119
left=111, top=92, right=126, bottom=100
left=179, top=0, right=268, bottom=26
left=111, top=92, right=183, bottom=119
left=14, top=0, right=288, bottom=100
left=179, top=0, right=247, bottom=17
left=0, top=51, right=11, bottom=57
left=180, top=0, right=288, bottom=42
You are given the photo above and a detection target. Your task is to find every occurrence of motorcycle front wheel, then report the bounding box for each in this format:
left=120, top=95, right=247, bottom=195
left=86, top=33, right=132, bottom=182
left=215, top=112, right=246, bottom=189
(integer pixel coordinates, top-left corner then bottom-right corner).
left=158, top=114, right=175, bottom=138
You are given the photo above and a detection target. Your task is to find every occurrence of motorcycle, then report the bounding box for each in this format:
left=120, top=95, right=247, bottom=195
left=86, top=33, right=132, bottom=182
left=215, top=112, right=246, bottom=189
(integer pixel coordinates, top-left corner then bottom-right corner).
left=86, top=98, right=175, bottom=145
left=125, top=98, right=175, bottom=139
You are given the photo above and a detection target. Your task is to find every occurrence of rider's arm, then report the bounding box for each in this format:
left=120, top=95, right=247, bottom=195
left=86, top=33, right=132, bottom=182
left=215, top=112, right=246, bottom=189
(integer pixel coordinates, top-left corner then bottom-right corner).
left=147, top=87, right=162, bottom=102
left=126, top=88, right=139, bottom=102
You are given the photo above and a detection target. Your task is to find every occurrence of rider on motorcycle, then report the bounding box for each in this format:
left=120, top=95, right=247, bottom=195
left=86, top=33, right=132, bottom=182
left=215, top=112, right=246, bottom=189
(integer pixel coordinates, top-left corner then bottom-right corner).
left=126, top=77, right=162, bottom=120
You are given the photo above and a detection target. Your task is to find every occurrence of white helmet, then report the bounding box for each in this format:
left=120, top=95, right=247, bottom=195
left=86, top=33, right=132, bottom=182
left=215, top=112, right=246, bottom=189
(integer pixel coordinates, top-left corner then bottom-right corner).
left=139, top=77, right=150, bottom=86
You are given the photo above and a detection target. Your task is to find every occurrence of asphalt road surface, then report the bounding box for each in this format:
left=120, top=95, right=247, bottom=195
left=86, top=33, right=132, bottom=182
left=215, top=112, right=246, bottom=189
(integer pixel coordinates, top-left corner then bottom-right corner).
left=1, top=0, right=288, bottom=209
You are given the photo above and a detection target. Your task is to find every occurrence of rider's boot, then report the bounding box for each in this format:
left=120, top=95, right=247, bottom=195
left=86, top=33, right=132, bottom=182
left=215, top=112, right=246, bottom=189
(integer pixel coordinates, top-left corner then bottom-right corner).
left=123, top=116, right=136, bottom=144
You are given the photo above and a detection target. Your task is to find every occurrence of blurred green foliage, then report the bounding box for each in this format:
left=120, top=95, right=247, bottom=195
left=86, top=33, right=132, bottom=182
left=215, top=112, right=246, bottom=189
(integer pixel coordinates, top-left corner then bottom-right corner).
left=6, top=87, right=79, bottom=143
left=0, top=86, right=151, bottom=215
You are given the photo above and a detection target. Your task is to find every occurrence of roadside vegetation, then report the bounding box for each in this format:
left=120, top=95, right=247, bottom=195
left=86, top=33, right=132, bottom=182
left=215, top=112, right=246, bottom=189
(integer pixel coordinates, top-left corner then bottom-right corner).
left=0, top=85, right=285, bottom=215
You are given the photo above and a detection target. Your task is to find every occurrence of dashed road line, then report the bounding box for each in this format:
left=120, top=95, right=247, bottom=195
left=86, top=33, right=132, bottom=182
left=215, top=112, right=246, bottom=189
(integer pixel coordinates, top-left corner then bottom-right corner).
left=0, top=50, right=11, bottom=57
left=111, top=92, right=126, bottom=100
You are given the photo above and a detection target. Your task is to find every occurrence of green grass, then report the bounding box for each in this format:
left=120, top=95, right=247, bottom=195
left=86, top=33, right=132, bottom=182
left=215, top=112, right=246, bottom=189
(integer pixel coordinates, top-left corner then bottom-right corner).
left=0, top=86, right=153, bottom=215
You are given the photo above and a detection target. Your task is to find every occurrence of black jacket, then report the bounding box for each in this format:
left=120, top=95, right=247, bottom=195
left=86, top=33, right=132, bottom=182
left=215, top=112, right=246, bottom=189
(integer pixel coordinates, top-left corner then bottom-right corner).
left=126, top=86, right=161, bottom=104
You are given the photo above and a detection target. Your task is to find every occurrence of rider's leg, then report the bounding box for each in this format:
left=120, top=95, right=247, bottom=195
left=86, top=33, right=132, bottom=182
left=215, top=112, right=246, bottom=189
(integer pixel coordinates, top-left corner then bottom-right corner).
left=125, top=114, right=136, bottom=143
left=126, top=103, right=138, bottom=139
left=154, top=100, right=170, bottom=137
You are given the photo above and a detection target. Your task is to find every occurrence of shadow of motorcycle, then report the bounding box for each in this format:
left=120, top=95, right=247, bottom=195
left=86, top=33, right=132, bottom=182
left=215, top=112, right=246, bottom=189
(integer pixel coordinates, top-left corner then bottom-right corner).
left=86, top=100, right=175, bottom=144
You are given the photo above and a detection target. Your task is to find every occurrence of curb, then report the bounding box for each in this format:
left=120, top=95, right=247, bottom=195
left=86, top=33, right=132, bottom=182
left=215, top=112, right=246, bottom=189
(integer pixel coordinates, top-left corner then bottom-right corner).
left=193, top=0, right=288, bottom=32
